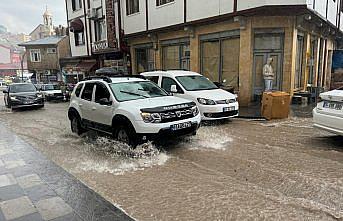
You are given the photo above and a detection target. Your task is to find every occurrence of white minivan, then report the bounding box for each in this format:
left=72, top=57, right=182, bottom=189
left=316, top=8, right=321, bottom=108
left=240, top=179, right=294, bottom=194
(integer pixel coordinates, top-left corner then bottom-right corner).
left=141, top=70, right=239, bottom=120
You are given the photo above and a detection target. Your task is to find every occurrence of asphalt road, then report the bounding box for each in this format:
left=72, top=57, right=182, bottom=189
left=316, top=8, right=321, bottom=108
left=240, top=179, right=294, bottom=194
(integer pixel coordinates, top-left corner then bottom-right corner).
left=0, top=96, right=342, bottom=221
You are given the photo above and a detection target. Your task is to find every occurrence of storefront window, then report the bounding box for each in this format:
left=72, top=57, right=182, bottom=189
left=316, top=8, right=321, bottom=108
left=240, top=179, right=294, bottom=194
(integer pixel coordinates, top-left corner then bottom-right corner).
left=162, top=44, right=190, bottom=70
left=136, top=47, right=155, bottom=73
left=201, top=37, right=240, bottom=90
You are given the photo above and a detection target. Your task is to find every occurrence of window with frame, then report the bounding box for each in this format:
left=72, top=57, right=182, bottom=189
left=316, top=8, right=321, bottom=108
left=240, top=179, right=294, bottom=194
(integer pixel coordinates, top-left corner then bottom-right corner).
left=74, top=31, right=85, bottom=46
left=95, top=18, right=106, bottom=41
left=30, top=49, right=41, bottom=62
left=47, top=48, right=57, bottom=54
left=71, top=0, right=82, bottom=11
left=136, top=47, right=155, bottom=73
left=126, top=0, right=139, bottom=15
left=156, top=0, right=174, bottom=6
left=81, top=83, right=95, bottom=101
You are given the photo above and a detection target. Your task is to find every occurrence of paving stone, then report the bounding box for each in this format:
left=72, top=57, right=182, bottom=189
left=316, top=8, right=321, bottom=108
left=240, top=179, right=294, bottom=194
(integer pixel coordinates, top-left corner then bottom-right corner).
left=16, top=174, right=43, bottom=189
left=11, top=212, right=44, bottom=221
left=4, top=159, right=26, bottom=169
left=0, top=149, right=13, bottom=157
left=50, top=212, right=83, bottom=221
left=10, top=166, right=34, bottom=178
left=35, top=197, right=73, bottom=221
left=0, top=159, right=4, bottom=167
left=0, top=184, right=25, bottom=202
left=0, top=174, right=17, bottom=188
left=25, top=184, right=57, bottom=203
left=0, top=196, right=37, bottom=220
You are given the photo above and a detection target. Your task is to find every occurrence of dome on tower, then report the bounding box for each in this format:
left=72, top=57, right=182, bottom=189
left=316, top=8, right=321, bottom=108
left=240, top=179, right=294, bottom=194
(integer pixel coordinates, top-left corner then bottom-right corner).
left=43, top=7, right=52, bottom=17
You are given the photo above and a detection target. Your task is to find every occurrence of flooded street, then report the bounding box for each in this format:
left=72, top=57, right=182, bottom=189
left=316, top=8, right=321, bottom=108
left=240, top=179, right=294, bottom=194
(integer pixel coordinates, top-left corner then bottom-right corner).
left=0, top=96, right=342, bottom=220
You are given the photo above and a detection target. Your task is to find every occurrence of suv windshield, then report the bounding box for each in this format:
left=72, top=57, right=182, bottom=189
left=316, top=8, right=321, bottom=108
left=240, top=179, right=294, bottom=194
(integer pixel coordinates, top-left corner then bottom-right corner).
left=44, top=84, right=59, bottom=90
left=110, top=81, right=168, bottom=102
left=10, top=84, right=37, bottom=93
left=176, top=75, right=218, bottom=91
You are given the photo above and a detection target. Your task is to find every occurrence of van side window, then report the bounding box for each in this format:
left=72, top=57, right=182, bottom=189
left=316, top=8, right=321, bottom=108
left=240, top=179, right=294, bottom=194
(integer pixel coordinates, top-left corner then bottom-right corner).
left=161, top=77, right=183, bottom=93
left=146, top=76, right=159, bottom=84
left=74, top=83, right=83, bottom=97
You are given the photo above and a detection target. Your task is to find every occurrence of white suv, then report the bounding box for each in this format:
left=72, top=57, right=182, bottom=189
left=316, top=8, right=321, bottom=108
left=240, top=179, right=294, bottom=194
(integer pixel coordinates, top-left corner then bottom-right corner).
left=68, top=76, right=201, bottom=146
left=141, top=70, right=239, bottom=120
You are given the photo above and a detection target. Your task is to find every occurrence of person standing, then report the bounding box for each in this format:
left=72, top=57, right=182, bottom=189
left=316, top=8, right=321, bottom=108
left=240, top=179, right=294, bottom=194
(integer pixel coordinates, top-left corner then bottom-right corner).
left=263, top=58, right=275, bottom=92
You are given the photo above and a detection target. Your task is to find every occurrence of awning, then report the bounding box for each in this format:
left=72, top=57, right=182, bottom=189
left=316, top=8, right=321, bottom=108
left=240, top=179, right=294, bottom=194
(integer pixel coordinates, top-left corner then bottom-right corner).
left=69, top=19, right=84, bottom=32
left=76, top=61, right=96, bottom=72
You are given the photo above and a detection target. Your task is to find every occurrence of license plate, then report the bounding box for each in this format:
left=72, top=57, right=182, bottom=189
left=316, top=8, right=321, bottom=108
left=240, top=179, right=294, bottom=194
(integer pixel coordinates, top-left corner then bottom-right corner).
left=223, top=107, right=235, bottom=112
left=323, top=101, right=342, bottom=110
left=24, top=101, right=33, bottom=104
left=171, top=122, right=192, bottom=131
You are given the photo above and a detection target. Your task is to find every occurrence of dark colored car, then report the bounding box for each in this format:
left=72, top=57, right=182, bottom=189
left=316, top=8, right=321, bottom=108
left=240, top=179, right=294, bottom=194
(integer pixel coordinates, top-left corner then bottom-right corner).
left=3, top=83, right=44, bottom=109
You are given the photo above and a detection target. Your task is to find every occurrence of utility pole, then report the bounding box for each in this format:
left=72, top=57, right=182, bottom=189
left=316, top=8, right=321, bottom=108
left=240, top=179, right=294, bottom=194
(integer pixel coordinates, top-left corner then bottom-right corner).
left=21, top=51, right=27, bottom=82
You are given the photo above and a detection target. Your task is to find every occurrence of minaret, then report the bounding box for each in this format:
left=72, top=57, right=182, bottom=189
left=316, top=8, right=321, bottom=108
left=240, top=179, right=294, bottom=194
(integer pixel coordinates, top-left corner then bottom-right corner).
left=43, top=6, right=54, bottom=37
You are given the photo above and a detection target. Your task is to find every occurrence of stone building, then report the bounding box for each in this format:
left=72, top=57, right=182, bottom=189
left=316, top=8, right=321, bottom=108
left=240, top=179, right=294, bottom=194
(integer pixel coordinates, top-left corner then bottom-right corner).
left=121, top=0, right=343, bottom=106
left=18, top=36, right=70, bottom=83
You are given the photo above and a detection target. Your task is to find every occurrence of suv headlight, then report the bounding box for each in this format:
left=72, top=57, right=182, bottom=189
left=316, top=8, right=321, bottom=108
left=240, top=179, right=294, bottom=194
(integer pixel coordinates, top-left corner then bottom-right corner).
left=191, top=106, right=199, bottom=116
left=197, top=98, right=216, bottom=105
left=10, top=96, right=18, bottom=101
left=141, top=112, right=162, bottom=123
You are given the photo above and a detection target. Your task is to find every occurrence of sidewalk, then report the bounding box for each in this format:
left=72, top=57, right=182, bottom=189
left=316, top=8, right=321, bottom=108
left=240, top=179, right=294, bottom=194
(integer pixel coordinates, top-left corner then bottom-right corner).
left=0, top=123, right=134, bottom=221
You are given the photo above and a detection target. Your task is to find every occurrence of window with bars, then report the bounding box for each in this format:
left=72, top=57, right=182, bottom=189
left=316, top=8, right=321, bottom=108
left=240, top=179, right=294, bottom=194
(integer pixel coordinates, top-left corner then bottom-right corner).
left=136, top=47, right=155, bottom=73
left=71, top=0, right=82, bottom=11
left=30, top=49, right=41, bottom=62
left=74, top=31, right=85, bottom=46
left=156, top=0, right=174, bottom=6
left=126, top=0, right=139, bottom=15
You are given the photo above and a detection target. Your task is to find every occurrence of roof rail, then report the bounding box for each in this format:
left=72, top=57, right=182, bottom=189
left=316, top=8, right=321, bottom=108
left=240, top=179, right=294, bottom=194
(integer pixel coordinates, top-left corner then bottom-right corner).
left=83, top=76, right=112, bottom=83
left=166, top=69, right=190, bottom=71
left=110, top=75, right=147, bottom=80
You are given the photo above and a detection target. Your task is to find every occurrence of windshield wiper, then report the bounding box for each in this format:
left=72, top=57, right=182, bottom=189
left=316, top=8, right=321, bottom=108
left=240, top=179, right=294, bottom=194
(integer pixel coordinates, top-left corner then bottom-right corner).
left=120, top=91, right=149, bottom=98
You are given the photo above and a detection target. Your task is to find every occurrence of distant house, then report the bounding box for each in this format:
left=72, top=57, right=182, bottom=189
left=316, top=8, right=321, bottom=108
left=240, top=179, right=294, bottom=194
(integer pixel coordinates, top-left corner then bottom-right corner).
left=18, top=36, right=71, bottom=83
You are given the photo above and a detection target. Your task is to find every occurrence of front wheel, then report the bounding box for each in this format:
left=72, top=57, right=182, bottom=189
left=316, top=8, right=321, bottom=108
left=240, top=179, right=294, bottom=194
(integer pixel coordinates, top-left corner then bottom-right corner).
left=70, top=115, right=85, bottom=135
left=114, top=125, right=137, bottom=147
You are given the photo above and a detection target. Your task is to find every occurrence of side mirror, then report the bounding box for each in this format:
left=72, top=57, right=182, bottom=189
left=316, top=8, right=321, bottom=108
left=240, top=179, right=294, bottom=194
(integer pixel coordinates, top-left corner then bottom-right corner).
left=98, top=98, right=112, bottom=106
left=170, top=85, right=178, bottom=93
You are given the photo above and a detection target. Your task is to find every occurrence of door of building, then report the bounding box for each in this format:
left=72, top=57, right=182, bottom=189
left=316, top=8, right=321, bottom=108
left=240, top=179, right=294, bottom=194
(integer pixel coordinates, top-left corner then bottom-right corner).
left=252, top=32, right=284, bottom=101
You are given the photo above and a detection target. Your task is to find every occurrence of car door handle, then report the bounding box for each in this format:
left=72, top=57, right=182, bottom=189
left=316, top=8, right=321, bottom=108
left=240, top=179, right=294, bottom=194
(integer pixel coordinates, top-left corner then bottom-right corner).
left=92, top=107, right=96, bottom=111
left=79, top=104, right=83, bottom=107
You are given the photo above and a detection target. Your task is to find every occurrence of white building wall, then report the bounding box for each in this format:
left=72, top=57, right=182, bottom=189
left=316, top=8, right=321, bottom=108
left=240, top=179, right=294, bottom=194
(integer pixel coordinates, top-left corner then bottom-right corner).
left=122, top=0, right=146, bottom=34
left=327, top=0, right=338, bottom=25
left=66, top=0, right=89, bottom=57
left=148, top=0, right=184, bottom=30
left=313, top=0, right=327, bottom=19
left=238, top=0, right=306, bottom=11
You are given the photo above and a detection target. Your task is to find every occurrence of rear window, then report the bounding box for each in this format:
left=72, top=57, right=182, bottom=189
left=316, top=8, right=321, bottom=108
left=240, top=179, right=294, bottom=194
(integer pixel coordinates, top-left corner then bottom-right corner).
left=145, top=76, right=159, bottom=84
left=74, top=83, right=83, bottom=97
left=81, top=83, right=95, bottom=101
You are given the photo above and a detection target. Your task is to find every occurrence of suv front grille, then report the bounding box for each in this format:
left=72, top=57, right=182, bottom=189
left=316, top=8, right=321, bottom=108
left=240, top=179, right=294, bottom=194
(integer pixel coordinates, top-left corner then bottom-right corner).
left=160, top=108, right=194, bottom=123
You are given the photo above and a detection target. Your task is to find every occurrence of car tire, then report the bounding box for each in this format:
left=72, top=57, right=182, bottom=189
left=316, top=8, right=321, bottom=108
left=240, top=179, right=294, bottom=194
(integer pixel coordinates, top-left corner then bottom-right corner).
left=70, top=115, right=85, bottom=135
left=114, top=124, right=137, bottom=147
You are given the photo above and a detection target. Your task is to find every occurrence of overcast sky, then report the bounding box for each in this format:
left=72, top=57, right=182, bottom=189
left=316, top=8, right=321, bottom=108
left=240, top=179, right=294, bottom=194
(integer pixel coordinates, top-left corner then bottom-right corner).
left=0, top=0, right=67, bottom=34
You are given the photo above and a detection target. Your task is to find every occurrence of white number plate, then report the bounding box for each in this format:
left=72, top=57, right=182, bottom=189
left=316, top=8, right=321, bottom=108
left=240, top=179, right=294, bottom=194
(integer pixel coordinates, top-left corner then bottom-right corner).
left=171, top=122, right=192, bottom=131
left=223, top=107, right=235, bottom=112
left=323, top=101, right=342, bottom=110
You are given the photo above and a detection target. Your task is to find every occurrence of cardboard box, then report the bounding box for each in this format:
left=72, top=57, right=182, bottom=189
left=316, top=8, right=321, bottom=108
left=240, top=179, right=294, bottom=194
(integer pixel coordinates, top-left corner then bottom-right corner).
left=261, top=92, right=291, bottom=120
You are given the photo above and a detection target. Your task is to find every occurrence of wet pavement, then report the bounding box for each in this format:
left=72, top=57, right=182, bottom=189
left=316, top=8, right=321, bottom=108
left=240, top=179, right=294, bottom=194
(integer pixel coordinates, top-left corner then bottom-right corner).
left=0, top=96, right=342, bottom=220
left=0, top=122, right=133, bottom=221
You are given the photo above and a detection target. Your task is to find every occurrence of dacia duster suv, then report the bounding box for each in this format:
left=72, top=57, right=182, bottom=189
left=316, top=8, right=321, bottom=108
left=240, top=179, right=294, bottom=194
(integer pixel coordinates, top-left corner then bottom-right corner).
left=68, top=76, right=201, bottom=146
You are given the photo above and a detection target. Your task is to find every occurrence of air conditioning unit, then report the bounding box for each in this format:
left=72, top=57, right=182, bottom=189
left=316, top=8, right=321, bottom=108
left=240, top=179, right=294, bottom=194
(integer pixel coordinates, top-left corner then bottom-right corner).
left=87, top=8, right=97, bottom=19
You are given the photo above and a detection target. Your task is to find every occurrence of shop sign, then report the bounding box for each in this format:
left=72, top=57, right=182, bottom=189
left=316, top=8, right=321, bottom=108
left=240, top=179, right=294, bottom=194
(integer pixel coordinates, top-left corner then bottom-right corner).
left=92, top=40, right=108, bottom=53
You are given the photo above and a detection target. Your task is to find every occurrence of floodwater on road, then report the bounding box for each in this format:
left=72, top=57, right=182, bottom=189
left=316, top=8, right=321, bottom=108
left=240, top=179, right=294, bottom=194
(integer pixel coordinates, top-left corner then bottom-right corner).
left=0, top=97, right=342, bottom=221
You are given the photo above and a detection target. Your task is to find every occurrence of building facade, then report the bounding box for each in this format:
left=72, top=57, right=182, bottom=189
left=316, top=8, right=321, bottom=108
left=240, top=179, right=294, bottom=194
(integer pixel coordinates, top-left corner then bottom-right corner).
left=121, top=0, right=343, bottom=105
left=19, top=36, right=71, bottom=83
left=64, top=0, right=124, bottom=78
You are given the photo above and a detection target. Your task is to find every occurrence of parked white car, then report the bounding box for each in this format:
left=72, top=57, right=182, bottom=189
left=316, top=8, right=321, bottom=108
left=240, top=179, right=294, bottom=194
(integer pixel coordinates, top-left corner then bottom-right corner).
left=68, top=76, right=201, bottom=146
left=141, top=70, right=239, bottom=120
left=40, top=84, right=64, bottom=101
left=313, top=87, right=343, bottom=136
